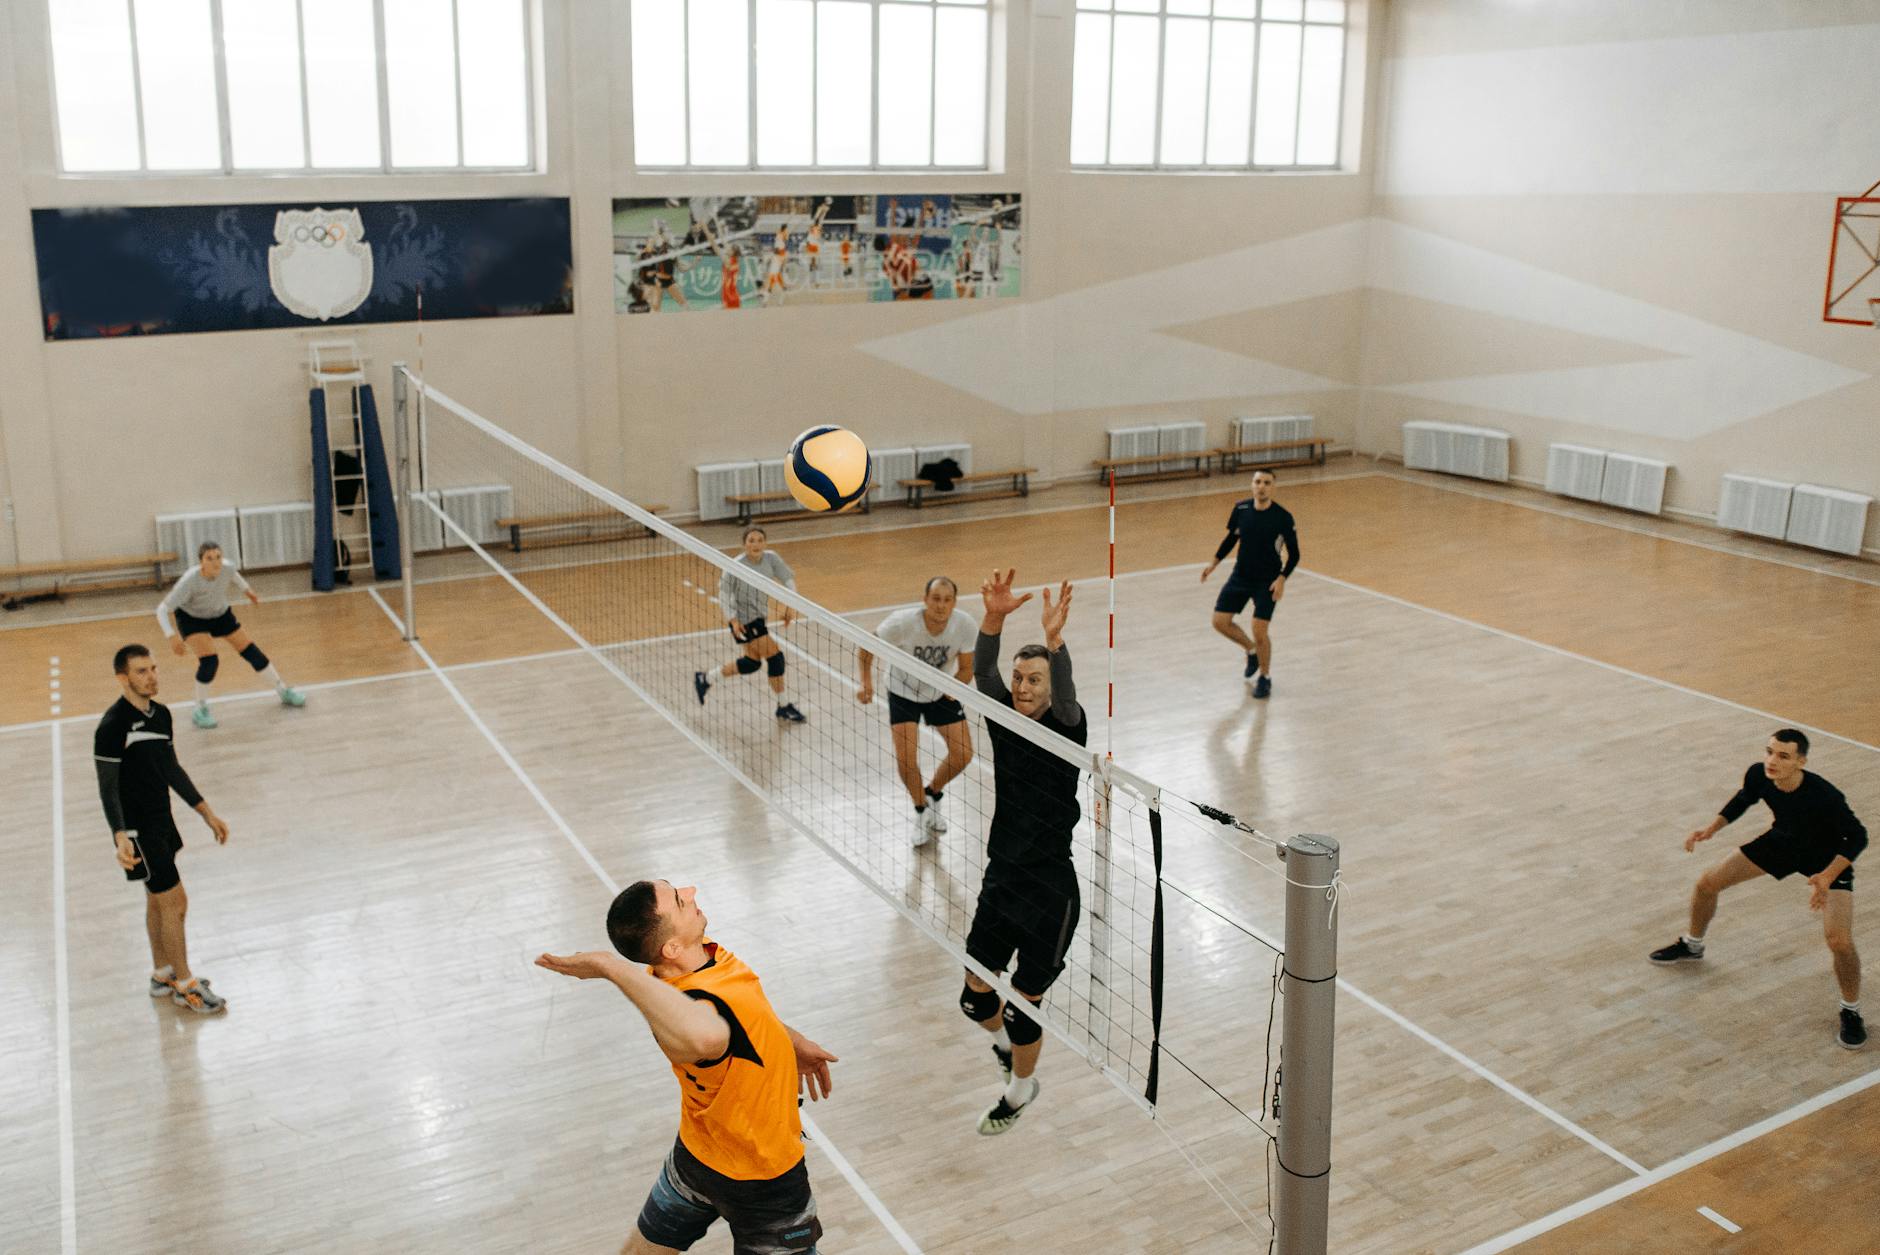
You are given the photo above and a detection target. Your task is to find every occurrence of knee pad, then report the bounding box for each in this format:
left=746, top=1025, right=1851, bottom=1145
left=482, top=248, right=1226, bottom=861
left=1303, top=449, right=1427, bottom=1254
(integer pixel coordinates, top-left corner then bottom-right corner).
left=959, top=981, right=1000, bottom=1023
left=240, top=643, right=269, bottom=671
left=735, top=655, right=762, bottom=675
left=1002, top=998, right=1044, bottom=1046
left=195, top=654, right=219, bottom=684
left=766, top=652, right=786, bottom=677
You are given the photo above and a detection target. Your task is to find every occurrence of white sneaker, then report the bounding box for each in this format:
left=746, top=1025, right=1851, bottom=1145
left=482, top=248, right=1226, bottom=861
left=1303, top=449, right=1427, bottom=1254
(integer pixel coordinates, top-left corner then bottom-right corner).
left=912, top=812, right=933, bottom=849
left=924, top=802, right=949, bottom=836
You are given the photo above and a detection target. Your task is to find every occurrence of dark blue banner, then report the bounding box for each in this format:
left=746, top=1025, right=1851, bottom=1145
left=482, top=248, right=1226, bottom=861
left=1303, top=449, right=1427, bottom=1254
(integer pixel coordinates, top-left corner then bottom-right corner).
left=34, top=197, right=572, bottom=339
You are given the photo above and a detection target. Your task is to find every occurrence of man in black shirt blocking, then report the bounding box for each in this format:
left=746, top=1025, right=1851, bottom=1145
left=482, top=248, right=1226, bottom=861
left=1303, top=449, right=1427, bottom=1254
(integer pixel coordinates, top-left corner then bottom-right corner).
left=1650, top=729, right=1869, bottom=1049
left=1201, top=469, right=1299, bottom=700
left=960, top=568, right=1087, bottom=1136
left=94, top=644, right=232, bottom=1015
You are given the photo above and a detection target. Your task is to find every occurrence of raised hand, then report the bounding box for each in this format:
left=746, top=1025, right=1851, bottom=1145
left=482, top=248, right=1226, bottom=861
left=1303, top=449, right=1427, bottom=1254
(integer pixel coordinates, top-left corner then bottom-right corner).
left=535, top=951, right=623, bottom=982
left=1040, top=580, right=1073, bottom=644
left=980, top=568, right=1033, bottom=617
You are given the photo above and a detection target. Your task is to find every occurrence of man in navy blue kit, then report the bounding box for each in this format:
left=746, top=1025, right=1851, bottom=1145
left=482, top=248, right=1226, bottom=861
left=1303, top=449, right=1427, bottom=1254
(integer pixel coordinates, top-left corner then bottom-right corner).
left=1201, top=469, right=1298, bottom=699
left=1651, top=729, right=1869, bottom=1049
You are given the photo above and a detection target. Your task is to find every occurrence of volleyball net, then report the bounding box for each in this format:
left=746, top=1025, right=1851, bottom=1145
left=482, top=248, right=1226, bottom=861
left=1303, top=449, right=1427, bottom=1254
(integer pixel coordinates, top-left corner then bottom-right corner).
left=389, top=364, right=1340, bottom=1251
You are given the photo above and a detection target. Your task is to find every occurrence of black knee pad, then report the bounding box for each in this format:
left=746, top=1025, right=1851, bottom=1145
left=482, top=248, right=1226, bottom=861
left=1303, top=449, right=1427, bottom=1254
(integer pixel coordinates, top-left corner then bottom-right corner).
left=195, top=654, right=219, bottom=684
left=960, top=981, right=1000, bottom=1023
left=735, top=656, right=762, bottom=675
left=766, top=652, right=786, bottom=677
left=240, top=643, right=269, bottom=671
left=1002, top=998, right=1044, bottom=1046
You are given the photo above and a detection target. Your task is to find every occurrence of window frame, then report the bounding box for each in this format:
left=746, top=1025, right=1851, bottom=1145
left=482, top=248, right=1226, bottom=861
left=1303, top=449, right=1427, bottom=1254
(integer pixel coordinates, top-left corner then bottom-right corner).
left=47, top=0, right=538, bottom=177
left=629, top=0, right=994, bottom=173
left=1070, top=0, right=1348, bottom=173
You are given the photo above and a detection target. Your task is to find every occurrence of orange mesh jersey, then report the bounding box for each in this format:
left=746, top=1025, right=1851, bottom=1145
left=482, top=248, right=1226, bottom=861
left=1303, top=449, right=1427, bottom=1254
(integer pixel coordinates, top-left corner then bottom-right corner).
left=659, top=941, right=803, bottom=1180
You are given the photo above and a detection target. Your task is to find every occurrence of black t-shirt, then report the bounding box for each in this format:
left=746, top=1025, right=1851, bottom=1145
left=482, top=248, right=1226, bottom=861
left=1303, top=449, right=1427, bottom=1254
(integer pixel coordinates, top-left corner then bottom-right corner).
left=974, top=635, right=1089, bottom=869
left=1215, top=499, right=1299, bottom=582
left=93, top=697, right=201, bottom=832
left=1720, top=765, right=1868, bottom=865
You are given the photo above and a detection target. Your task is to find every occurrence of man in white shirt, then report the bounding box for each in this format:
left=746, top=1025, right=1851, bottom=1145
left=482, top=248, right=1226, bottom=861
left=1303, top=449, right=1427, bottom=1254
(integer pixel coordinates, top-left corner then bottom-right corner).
left=857, top=576, right=978, bottom=847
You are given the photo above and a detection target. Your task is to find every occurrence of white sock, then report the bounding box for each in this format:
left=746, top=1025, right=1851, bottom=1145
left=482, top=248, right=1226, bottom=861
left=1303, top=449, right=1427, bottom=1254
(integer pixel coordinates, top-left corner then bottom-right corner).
left=194, top=681, right=212, bottom=708
left=992, top=1026, right=1011, bottom=1050
left=1842, top=999, right=1861, bottom=1013
left=151, top=964, right=173, bottom=980
left=1003, top=1074, right=1037, bottom=1108
left=1682, top=933, right=1705, bottom=948
left=261, top=664, right=286, bottom=691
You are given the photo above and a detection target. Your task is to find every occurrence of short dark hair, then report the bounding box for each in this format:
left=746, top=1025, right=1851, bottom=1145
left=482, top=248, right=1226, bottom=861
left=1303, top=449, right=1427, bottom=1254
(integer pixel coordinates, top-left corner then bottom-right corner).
left=742, top=525, right=767, bottom=542
left=113, top=643, right=151, bottom=675
left=1013, top=643, right=1051, bottom=664
left=1773, top=728, right=1810, bottom=758
left=197, top=541, right=222, bottom=558
left=1252, top=468, right=1277, bottom=481
left=925, top=575, right=957, bottom=596
left=607, top=881, right=669, bottom=963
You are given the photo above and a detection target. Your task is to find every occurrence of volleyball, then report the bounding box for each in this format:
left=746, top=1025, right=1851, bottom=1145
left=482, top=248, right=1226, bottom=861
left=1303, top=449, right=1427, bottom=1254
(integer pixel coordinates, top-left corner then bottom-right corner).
left=785, top=425, right=871, bottom=512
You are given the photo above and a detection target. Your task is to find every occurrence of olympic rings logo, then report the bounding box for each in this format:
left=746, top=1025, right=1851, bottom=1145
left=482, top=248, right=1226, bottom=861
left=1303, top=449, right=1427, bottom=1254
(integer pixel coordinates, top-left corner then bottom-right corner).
left=292, top=222, right=347, bottom=248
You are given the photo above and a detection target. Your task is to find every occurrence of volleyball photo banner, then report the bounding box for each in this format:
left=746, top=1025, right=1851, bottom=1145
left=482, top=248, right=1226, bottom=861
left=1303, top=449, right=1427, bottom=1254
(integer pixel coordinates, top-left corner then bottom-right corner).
left=612, top=192, right=1022, bottom=313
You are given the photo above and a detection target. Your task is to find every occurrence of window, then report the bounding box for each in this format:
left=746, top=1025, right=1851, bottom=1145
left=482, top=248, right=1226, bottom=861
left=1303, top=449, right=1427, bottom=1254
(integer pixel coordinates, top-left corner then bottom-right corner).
left=630, top=0, right=991, bottom=169
left=1070, top=0, right=1345, bottom=169
left=48, top=0, right=534, bottom=174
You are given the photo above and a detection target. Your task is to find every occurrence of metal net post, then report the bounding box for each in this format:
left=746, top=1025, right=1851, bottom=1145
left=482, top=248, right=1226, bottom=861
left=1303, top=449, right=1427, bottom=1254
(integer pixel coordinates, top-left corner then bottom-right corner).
left=391, top=362, right=416, bottom=642
left=1275, top=833, right=1339, bottom=1253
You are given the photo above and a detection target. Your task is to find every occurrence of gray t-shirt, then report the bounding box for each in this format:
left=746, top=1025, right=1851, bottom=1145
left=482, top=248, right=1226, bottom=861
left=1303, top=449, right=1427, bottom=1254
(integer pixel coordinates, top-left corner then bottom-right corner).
left=158, top=565, right=252, bottom=634
left=718, top=551, right=796, bottom=626
left=874, top=607, right=978, bottom=702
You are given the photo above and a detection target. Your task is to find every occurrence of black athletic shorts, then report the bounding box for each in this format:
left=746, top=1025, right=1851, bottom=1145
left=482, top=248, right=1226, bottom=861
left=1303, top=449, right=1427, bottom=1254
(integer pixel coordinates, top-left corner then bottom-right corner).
left=966, top=862, right=1080, bottom=998
left=637, top=1137, right=820, bottom=1255
left=175, top=608, right=240, bottom=638
left=732, top=617, right=770, bottom=643
left=123, top=819, right=183, bottom=895
left=887, top=693, right=965, bottom=728
left=1214, top=577, right=1276, bottom=621
left=1741, top=830, right=1855, bottom=890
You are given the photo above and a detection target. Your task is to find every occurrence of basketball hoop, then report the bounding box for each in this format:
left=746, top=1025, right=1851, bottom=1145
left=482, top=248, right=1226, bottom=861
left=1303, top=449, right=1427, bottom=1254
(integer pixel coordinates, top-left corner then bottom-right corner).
left=1870, top=297, right=1880, bottom=329
left=1823, top=179, right=1880, bottom=325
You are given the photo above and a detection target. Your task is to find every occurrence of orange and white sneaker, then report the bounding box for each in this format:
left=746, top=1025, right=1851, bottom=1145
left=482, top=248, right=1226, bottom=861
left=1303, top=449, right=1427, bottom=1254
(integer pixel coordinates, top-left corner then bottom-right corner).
left=147, top=967, right=177, bottom=998
left=171, top=977, right=227, bottom=1015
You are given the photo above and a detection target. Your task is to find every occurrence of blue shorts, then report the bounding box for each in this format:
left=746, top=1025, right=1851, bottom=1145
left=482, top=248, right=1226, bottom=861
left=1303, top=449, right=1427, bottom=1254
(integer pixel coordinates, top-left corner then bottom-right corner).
left=637, top=1138, right=820, bottom=1255
left=1214, top=577, right=1276, bottom=621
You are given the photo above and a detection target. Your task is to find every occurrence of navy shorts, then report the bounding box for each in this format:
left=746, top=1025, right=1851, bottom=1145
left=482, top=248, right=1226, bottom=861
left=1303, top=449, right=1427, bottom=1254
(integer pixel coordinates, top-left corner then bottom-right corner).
left=887, top=694, right=965, bottom=727
left=1741, top=830, right=1854, bottom=890
left=175, top=608, right=240, bottom=638
left=965, top=863, right=1080, bottom=998
left=1214, top=578, right=1276, bottom=621
left=732, top=617, right=770, bottom=643
left=637, top=1138, right=820, bottom=1255
left=123, top=820, right=183, bottom=895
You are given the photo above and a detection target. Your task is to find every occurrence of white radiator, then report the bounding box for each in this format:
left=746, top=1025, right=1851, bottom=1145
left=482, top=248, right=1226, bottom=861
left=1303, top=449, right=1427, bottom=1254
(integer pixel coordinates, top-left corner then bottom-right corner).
left=1599, top=453, right=1668, bottom=516
left=756, top=458, right=789, bottom=497
left=236, top=502, right=316, bottom=568
left=1786, top=484, right=1872, bottom=556
left=915, top=443, right=973, bottom=478
left=436, top=484, right=514, bottom=547
left=1106, top=425, right=1161, bottom=478
left=1402, top=421, right=1510, bottom=482
left=1716, top=474, right=1793, bottom=540
left=1231, top=415, right=1316, bottom=466
left=155, top=509, right=241, bottom=577
left=1156, top=420, right=1208, bottom=473
left=696, top=462, right=760, bottom=523
left=1544, top=444, right=1607, bottom=502
left=407, top=492, right=446, bottom=553
left=870, top=446, right=917, bottom=503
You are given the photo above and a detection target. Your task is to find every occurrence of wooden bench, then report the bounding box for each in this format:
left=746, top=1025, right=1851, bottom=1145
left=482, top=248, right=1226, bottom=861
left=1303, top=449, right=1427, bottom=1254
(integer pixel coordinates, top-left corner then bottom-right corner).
left=1, top=551, right=178, bottom=611
left=1212, top=437, right=1330, bottom=472
left=494, top=507, right=668, bottom=553
left=899, top=467, right=1036, bottom=509
left=1092, top=449, right=1213, bottom=487
left=725, top=492, right=873, bottom=527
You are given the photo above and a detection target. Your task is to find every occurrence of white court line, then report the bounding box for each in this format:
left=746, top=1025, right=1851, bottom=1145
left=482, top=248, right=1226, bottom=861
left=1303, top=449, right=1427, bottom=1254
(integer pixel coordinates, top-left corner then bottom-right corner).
left=1296, top=568, right=1880, bottom=757
left=1161, top=874, right=1649, bottom=1178
left=50, top=723, right=77, bottom=1255
left=365, top=590, right=923, bottom=1255
left=1460, top=1062, right=1880, bottom=1254
left=1697, top=1206, right=1742, bottom=1234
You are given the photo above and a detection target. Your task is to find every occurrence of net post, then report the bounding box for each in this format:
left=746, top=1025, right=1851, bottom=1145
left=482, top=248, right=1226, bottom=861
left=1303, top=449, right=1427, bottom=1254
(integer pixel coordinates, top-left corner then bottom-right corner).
left=1275, top=833, right=1339, bottom=1254
left=391, top=362, right=417, bottom=642
left=1088, top=761, right=1116, bottom=1066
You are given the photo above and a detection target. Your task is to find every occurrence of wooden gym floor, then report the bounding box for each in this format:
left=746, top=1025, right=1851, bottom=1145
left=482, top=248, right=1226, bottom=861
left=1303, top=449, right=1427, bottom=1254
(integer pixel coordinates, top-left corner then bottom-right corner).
left=3, top=468, right=1877, bottom=1253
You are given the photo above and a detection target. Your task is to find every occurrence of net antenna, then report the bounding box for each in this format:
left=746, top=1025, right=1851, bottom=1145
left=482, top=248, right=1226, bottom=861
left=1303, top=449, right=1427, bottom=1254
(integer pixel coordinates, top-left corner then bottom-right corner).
left=1823, top=179, right=1880, bottom=324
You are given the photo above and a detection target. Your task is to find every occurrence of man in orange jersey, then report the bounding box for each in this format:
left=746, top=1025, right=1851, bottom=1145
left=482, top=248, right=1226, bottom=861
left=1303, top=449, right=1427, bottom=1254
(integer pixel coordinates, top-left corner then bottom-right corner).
left=539, top=880, right=838, bottom=1253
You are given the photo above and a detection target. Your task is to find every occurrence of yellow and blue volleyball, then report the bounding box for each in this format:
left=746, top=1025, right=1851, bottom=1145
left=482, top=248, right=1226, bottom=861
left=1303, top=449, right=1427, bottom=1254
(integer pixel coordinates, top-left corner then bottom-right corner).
left=785, top=425, right=872, bottom=513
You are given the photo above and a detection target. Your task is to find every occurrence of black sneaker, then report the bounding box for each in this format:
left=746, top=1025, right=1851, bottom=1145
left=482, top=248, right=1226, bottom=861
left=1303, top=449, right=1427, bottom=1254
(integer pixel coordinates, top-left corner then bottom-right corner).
left=1649, top=938, right=1705, bottom=965
left=976, top=1079, right=1039, bottom=1136
left=992, top=1042, right=1012, bottom=1081
left=776, top=703, right=806, bottom=723
left=1243, top=651, right=1258, bottom=679
left=1840, top=1008, right=1867, bottom=1050
left=693, top=671, right=711, bottom=705
left=1252, top=675, right=1271, bottom=700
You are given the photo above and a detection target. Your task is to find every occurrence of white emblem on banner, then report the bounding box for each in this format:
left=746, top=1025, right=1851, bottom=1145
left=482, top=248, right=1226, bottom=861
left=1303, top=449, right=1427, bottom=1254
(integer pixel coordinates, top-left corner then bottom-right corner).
left=268, top=208, right=373, bottom=321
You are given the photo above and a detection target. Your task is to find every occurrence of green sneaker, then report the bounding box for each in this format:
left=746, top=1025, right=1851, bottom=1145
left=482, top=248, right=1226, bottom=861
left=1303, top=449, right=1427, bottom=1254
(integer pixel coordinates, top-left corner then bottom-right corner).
left=279, top=687, right=306, bottom=708
left=191, top=704, right=217, bottom=729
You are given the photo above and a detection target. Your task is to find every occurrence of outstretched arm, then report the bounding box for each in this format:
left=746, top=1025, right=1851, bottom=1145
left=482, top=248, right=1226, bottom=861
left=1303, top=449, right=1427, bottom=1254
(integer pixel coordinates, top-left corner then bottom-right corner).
left=536, top=951, right=731, bottom=1063
left=1040, top=581, right=1080, bottom=724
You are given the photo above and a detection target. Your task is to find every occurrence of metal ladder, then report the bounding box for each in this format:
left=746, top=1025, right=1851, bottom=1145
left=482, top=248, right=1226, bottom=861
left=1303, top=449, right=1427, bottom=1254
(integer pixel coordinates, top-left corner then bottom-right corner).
left=310, top=341, right=374, bottom=580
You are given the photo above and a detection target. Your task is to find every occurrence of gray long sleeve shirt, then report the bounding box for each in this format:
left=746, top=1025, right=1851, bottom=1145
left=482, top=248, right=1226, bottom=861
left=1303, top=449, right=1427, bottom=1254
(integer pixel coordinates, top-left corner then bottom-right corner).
left=157, top=566, right=251, bottom=635
left=718, top=551, right=796, bottom=625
